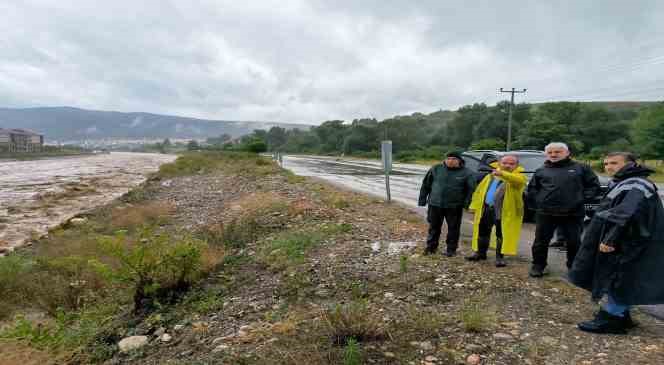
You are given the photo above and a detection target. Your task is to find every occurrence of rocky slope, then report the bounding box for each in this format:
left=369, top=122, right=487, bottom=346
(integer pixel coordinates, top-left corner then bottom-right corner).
left=102, top=166, right=664, bottom=364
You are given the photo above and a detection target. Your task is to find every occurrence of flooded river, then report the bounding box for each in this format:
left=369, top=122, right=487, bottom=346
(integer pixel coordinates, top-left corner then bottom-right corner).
left=0, top=152, right=176, bottom=253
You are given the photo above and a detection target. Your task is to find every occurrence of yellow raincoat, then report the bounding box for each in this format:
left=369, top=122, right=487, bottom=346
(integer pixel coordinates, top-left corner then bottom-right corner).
left=469, top=162, right=527, bottom=256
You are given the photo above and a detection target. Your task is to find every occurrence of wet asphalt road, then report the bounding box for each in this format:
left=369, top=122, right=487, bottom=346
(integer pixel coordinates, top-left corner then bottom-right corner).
left=283, top=154, right=664, bottom=319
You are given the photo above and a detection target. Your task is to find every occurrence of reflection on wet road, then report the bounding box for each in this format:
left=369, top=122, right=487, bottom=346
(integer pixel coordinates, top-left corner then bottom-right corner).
left=283, top=155, right=428, bottom=207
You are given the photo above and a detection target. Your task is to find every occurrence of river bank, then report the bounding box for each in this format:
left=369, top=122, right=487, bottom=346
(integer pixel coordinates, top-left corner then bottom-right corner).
left=1, top=152, right=662, bottom=364
left=0, top=152, right=176, bottom=254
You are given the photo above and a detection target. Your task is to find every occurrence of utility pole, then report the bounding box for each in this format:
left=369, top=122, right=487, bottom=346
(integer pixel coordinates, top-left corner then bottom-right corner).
left=499, top=87, right=527, bottom=151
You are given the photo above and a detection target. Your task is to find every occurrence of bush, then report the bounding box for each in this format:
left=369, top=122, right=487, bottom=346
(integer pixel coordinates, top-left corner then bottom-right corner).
left=247, top=140, right=268, bottom=153
left=98, top=228, right=209, bottom=313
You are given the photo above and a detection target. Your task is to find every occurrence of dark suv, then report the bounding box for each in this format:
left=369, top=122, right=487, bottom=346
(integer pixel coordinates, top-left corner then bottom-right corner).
left=460, top=150, right=609, bottom=222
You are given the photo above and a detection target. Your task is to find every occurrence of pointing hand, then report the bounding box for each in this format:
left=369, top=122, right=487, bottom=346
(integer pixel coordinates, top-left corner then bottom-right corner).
left=599, top=243, right=615, bottom=253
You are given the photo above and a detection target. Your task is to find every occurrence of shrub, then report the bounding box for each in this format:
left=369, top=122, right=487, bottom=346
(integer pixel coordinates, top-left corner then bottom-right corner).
left=26, top=255, right=112, bottom=316
left=246, top=140, right=268, bottom=153
left=0, top=254, right=34, bottom=319
left=98, top=228, right=209, bottom=313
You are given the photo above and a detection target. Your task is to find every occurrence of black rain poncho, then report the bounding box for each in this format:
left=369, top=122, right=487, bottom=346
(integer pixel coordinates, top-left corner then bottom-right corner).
left=569, top=164, right=664, bottom=305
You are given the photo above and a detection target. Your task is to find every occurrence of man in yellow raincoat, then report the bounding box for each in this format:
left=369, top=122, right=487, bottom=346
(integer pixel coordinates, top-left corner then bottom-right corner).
left=466, top=155, right=527, bottom=267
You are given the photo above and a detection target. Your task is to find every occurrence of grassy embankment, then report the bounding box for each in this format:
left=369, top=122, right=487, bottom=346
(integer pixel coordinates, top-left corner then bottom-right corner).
left=0, top=152, right=274, bottom=362
left=0, top=151, right=370, bottom=363
left=3, top=151, right=663, bottom=364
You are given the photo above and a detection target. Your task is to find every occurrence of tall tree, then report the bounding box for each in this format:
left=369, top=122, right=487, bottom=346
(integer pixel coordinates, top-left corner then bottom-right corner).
left=267, top=126, right=288, bottom=151
left=632, top=102, right=664, bottom=159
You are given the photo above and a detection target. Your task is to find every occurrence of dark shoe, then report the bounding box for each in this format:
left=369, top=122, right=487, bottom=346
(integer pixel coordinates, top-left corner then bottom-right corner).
left=444, top=250, right=457, bottom=257
left=529, top=266, right=544, bottom=278
left=423, top=248, right=436, bottom=256
left=495, top=257, right=507, bottom=267
left=549, top=240, right=566, bottom=248
left=578, top=310, right=628, bottom=334
left=623, top=311, right=638, bottom=329
left=465, top=252, right=487, bottom=261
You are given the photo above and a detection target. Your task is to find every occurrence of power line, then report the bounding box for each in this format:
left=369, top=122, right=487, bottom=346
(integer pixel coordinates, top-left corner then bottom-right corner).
left=499, top=87, right=527, bottom=151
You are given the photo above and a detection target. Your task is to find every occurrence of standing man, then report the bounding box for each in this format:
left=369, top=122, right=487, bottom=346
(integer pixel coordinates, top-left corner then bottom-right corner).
left=418, top=151, right=477, bottom=257
left=527, top=142, right=600, bottom=277
left=570, top=152, right=664, bottom=334
left=466, top=155, right=527, bottom=267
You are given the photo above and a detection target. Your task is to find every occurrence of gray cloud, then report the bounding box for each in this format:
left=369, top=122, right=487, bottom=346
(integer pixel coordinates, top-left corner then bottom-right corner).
left=1, top=0, right=663, bottom=124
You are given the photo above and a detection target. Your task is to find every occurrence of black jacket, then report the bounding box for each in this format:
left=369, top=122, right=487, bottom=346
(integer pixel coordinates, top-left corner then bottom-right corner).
left=418, top=162, right=476, bottom=208
left=526, top=158, right=600, bottom=216
left=569, top=164, right=664, bottom=305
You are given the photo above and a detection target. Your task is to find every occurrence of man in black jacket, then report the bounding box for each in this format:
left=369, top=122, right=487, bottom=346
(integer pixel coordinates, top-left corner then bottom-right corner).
left=526, top=142, right=600, bottom=277
left=569, top=152, right=664, bottom=334
left=418, top=151, right=477, bottom=257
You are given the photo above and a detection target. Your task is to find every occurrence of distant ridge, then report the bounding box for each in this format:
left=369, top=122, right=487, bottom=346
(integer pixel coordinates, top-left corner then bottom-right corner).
left=0, top=106, right=311, bottom=141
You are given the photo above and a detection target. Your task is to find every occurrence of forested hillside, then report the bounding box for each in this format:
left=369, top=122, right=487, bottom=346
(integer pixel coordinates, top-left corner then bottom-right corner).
left=227, top=101, right=663, bottom=160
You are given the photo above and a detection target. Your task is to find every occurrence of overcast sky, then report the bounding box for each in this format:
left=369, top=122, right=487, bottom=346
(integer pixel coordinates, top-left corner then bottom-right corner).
left=2, top=1, right=664, bottom=124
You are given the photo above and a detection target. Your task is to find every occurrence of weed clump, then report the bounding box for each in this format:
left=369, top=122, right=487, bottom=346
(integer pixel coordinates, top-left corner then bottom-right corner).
left=343, top=338, right=362, bottom=365
left=460, top=292, right=497, bottom=333
left=322, top=300, right=385, bottom=345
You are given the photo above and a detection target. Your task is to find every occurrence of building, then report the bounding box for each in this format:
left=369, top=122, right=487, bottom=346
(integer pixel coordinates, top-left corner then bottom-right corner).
left=0, top=128, right=44, bottom=153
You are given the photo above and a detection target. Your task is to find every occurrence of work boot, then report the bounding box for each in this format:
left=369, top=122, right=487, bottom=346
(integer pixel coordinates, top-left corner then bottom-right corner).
left=465, top=252, right=487, bottom=261
left=444, top=250, right=457, bottom=257
left=549, top=240, right=566, bottom=248
left=495, top=239, right=506, bottom=267
left=529, top=266, right=544, bottom=278
left=623, top=311, right=638, bottom=329
left=423, top=247, right=436, bottom=256
left=577, top=310, right=628, bottom=334
left=466, top=237, right=489, bottom=261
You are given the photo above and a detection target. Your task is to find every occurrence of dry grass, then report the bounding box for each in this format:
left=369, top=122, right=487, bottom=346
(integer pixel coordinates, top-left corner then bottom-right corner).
left=199, top=192, right=294, bottom=249
left=109, top=201, right=174, bottom=230
left=322, top=300, right=386, bottom=345
left=397, top=305, right=449, bottom=339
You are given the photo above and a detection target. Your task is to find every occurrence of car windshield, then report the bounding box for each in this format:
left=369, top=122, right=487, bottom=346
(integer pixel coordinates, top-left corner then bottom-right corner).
left=516, top=155, right=546, bottom=172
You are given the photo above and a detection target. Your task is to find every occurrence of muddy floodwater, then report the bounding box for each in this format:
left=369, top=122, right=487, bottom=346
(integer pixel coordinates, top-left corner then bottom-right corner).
left=0, top=152, right=176, bottom=253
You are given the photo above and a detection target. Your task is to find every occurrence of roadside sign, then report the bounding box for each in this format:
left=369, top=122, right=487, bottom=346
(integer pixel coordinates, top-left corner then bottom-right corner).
left=381, top=141, right=392, bottom=173
left=381, top=141, right=392, bottom=202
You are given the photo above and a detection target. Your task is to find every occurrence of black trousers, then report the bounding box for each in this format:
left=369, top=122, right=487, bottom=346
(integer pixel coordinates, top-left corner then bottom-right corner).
left=532, top=213, right=583, bottom=270
left=426, top=206, right=463, bottom=253
left=477, top=204, right=503, bottom=257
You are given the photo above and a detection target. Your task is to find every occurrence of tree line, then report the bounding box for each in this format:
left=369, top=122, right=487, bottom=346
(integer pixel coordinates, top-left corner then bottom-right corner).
left=206, top=101, right=664, bottom=160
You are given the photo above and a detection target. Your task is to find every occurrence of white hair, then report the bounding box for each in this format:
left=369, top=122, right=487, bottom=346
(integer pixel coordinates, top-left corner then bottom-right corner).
left=544, top=142, right=569, bottom=152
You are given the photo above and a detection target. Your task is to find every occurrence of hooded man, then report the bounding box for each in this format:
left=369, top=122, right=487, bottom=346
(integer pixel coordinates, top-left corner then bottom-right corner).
left=569, top=152, right=664, bottom=334
left=526, top=142, right=600, bottom=277
left=418, top=151, right=477, bottom=257
left=466, top=155, right=527, bottom=267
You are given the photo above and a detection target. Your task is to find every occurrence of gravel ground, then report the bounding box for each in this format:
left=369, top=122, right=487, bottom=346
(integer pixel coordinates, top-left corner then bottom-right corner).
left=104, top=168, right=664, bottom=365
